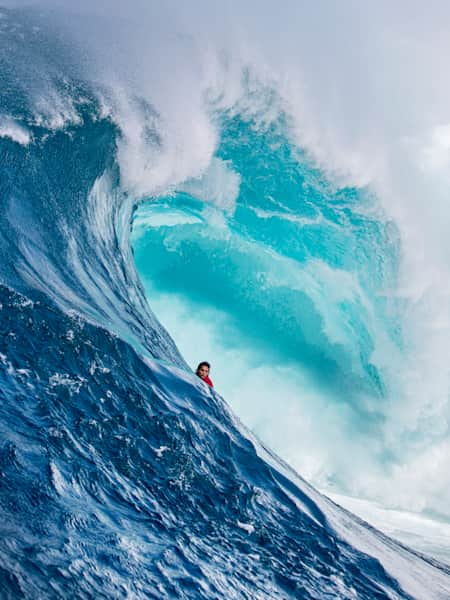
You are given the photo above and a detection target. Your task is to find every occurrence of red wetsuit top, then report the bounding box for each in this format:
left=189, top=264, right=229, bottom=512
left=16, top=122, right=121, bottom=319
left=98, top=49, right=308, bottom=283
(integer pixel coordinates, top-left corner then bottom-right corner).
left=202, top=375, right=213, bottom=388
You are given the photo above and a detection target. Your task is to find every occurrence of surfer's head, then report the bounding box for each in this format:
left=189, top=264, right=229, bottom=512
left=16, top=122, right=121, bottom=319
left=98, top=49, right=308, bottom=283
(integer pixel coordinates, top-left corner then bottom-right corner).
left=196, top=361, right=211, bottom=379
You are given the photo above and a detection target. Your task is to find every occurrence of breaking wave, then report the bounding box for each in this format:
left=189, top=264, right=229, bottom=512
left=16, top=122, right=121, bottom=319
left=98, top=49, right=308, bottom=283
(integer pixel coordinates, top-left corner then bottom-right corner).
left=2, top=3, right=450, bottom=597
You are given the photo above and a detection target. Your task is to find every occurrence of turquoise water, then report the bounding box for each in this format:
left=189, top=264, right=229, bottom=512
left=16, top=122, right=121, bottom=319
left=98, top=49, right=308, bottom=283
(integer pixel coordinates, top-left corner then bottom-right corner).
left=132, top=113, right=404, bottom=497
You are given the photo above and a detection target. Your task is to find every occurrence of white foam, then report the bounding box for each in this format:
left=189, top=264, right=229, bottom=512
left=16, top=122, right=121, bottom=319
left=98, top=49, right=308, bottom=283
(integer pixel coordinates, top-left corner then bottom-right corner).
left=49, top=461, right=67, bottom=496
left=32, top=89, right=83, bottom=131
left=179, top=158, right=241, bottom=214
left=0, top=119, right=31, bottom=145
left=237, top=520, right=255, bottom=535
left=48, top=373, right=86, bottom=394
left=154, top=445, right=169, bottom=457
left=133, top=208, right=201, bottom=232
left=328, top=492, right=450, bottom=566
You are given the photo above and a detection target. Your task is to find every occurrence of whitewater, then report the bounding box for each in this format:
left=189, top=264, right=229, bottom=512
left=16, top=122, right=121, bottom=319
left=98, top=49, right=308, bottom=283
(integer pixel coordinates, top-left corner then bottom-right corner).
left=1, top=1, right=450, bottom=598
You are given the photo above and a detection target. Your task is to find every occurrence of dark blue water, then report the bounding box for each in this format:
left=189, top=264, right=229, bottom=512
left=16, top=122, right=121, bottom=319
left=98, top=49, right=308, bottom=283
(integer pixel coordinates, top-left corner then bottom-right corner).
left=1, top=7, right=450, bottom=599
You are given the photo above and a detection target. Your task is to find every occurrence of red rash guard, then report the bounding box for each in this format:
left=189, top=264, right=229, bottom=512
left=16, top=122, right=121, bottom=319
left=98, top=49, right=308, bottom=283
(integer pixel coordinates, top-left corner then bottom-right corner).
left=202, top=375, right=213, bottom=388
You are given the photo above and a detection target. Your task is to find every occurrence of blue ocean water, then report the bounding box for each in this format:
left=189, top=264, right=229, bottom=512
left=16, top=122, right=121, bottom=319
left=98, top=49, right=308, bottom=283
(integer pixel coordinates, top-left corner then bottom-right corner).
left=1, top=5, right=450, bottom=599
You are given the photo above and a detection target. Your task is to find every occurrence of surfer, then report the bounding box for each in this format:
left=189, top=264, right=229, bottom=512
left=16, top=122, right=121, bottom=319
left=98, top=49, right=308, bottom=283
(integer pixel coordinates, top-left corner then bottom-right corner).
left=196, top=361, right=213, bottom=387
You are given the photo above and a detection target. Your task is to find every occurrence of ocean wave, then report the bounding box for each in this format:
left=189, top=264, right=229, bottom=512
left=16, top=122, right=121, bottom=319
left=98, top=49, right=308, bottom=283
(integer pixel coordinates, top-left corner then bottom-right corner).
left=2, top=4, right=450, bottom=598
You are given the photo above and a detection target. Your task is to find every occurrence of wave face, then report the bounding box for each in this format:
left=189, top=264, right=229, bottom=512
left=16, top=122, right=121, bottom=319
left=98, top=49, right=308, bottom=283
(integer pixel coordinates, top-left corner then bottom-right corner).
left=2, top=4, right=450, bottom=599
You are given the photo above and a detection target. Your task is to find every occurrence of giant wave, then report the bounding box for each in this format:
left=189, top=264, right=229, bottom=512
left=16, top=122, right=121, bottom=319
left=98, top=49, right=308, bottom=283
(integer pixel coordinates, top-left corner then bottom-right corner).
left=2, top=3, right=450, bottom=598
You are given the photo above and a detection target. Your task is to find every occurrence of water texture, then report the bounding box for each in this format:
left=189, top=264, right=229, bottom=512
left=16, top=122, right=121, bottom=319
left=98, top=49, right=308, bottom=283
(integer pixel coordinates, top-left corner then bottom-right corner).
left=1, top=5, right=450, bottom=599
